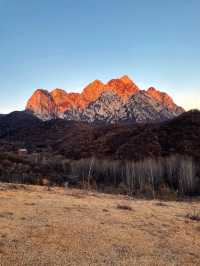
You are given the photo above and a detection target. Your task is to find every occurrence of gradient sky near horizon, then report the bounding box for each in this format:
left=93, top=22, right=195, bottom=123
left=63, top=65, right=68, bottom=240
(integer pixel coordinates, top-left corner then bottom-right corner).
left=0, top=0, right=200, bottom=113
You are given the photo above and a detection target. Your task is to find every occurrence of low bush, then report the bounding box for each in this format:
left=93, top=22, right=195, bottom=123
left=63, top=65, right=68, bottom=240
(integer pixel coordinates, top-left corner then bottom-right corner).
left=186, top=209, right=200, bottom=222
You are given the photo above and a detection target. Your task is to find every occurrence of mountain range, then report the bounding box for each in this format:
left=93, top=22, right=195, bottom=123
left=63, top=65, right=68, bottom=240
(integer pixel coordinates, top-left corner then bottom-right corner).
left=26, top=75, right=184, bottom=123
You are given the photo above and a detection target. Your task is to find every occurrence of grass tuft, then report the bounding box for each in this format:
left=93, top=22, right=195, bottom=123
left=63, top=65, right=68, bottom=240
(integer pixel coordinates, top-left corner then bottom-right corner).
left=117, top=204, right=133, bottom=211
left=186, top=209, right=200, bottom=222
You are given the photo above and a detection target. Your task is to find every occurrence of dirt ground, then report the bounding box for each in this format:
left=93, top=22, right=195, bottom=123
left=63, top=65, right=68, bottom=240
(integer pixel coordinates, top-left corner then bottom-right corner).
left=0, top=183, right=199, bottom=266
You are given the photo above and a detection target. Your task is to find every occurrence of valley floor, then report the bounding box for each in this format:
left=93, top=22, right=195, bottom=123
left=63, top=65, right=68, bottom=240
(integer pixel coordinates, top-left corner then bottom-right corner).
left=0, top=183, right=199, bottom=265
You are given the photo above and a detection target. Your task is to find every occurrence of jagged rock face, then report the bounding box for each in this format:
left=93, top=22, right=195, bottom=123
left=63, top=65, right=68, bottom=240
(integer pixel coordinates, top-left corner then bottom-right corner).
left=26, top=89, right=58, bottom=120
left=121, top=91, right=175, bottom=122
left=106, top=76, right=139, bottom=99
left=65, top=91, right=125, bottom=123
left=26, top=75, right=184, bottom=123
left=50, top=89, right=83, bottom=112
left=50, top=89, right=68, bottom=112
left=147, top=87, right=184, bottom=114
left=65, top=90, right=183, bottom=123
left=82, top=91, right=125, bottom=123
left=81, top=80, right=106, bottom=105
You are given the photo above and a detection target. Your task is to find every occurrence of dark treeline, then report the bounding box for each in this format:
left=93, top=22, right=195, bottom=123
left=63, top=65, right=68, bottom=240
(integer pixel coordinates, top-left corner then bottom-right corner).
left=0, top=151, right=199, bottom=198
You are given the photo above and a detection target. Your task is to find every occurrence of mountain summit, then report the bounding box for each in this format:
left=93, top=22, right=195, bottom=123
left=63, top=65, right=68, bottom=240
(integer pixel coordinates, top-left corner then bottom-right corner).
left=26, top=75, right=184, bottom=123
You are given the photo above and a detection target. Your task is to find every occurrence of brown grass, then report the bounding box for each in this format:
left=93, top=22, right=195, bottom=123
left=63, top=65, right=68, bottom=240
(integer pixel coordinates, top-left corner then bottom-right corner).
left=0, top=183, right=199, bottom=265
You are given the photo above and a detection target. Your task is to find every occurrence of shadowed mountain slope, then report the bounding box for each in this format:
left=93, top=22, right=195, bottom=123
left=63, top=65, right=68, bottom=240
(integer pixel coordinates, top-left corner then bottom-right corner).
left=0, top=110, right=199, bottom=160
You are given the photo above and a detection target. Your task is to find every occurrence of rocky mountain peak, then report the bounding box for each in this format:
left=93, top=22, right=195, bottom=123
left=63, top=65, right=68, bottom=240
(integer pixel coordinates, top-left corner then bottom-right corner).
left=81, top=80, right=105, bottom=104
left=26, top=89, right=58, bottom=120
left=51, top=88, right=67, bottom=98
left=147, top=87, right=174, bottom=107
left=26, top=75, right=184, bottom=122
left=120, top=75, right=134, bottom=85
left=106, top=77, right=139, bottom=99
left=50, top=88, right=69, bottom=113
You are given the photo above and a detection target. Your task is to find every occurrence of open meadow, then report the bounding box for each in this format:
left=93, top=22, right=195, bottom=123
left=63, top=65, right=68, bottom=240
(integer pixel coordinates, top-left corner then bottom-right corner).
left=0, top=183, right=199, bottom=265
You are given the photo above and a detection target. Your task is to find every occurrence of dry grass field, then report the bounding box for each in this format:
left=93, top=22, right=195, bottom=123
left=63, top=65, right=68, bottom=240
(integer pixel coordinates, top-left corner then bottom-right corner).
left=0, top=183, right=199, bottom=265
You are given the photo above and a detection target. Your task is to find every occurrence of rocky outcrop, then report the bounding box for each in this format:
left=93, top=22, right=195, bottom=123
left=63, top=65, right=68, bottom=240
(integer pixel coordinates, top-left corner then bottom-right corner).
left=26, top=89, right=58, bottom=120
left=106, top=75, right=139, bottom=99
left=147, top=87, right=184, bottom=115
left=50, top=89, right=83, bottom=113
left=64, top=90, right=183, bottom=123
left=121, top=91, right=177, bottom=122
left=26, top=75, right=184, bottom=123
left=81, top=80, right=106, bottom=105
left=65, top=91, right=125, bottom=123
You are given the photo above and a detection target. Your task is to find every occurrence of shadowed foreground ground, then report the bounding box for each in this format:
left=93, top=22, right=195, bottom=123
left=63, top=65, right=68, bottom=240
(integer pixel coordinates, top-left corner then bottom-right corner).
left=0, top=183, right=199, bottom=265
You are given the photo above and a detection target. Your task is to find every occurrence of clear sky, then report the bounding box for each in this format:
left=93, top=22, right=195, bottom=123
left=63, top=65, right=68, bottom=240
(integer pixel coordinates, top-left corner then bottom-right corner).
left=0, top=0, right=200, bottom=113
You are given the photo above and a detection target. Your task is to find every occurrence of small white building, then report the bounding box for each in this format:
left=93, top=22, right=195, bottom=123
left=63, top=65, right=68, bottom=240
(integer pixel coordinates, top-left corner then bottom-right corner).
left=18, top=149, right=28, bottom=156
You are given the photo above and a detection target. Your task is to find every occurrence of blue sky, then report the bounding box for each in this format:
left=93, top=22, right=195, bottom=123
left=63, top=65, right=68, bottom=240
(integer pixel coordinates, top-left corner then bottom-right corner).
left=0, top=0, right=200, bottom=113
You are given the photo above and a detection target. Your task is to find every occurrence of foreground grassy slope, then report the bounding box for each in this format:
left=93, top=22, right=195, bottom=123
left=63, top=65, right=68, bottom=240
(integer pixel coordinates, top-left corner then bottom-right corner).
left=0, top=183, right=200, bottom=265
